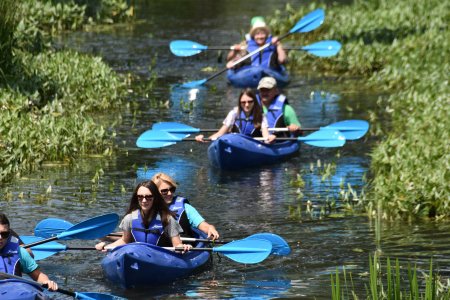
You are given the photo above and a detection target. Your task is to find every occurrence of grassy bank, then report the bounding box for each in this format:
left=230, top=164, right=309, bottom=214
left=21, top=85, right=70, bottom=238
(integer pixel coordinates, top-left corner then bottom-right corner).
left=270, top=0, right=449, bottom=219
left=0, top=0, right=131, bottom=182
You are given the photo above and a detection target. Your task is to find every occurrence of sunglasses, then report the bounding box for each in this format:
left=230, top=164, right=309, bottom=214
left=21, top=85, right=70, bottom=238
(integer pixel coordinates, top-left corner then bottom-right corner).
left=137, top=194, right=154, bottom=201
left=240, top=100, right=254, bottom=105
left=0, top=231, right=10, bottom=239
left=160, top=187, right=176, bottom=195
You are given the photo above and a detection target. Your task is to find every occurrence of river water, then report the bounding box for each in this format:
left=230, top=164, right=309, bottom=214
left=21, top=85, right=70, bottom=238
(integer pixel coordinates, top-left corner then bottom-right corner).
left=2, top=0, right=449, bottom=299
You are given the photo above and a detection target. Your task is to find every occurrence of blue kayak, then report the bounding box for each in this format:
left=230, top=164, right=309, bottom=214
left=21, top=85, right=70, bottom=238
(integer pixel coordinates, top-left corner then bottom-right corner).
left=227, top=65, right=289, bottom=88
left=0, top=279, right=49, bottom=300
left=207, top=133, right=300, bottom=170
left=101, top=233, right=211, bottom=288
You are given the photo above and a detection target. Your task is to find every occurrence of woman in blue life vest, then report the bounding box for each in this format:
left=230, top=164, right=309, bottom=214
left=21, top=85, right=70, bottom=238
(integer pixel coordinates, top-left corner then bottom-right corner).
left=226, top=16, right=287, bottom=70
left=95, top=181, right=192, bottom=253
left=151, top=173, right=219, bottom=242
left=0, top=213, right=58, bottom=291
left=195, top=88, right=276, bottom=143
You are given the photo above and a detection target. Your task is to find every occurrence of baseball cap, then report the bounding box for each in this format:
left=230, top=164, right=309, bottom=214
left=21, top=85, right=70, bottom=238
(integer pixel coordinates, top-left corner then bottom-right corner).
left=257, top=77, right=277, bottom=90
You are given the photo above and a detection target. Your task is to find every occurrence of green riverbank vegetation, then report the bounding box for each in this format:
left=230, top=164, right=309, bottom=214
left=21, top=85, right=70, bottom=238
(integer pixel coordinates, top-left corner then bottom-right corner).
left=0, top=0, right=132, bottom=182
left=270, top=0, right=449, bottom=220
left=331, top=256, right=450, bottom=299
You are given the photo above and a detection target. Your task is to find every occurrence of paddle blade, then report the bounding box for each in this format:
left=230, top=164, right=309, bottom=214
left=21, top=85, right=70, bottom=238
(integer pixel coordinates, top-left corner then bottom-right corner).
left=322, top=120, right=369, bottom=140
left=299, top=129, right=346, bottom=147
left=302, top=40, right=342, bottom=57
left=75, top=292, right=126, bottom=300
left=152, top=122, right=200, bottom=134
left=181, top=78, right=208, bottom=88
left=290, top=9, right=325, bottom=33
left=214, top=239, right=272, bottom=264
left=246, top=233, right=291, bottom=256
left=57, top=213, right=119, bottom=240
left=20, top=236, right=67, bottom=260
left=34, top=218, right=73, bottom=238
left=136, top=130, right=188, bottom=148
left=170, top=40, right=207, bottom=57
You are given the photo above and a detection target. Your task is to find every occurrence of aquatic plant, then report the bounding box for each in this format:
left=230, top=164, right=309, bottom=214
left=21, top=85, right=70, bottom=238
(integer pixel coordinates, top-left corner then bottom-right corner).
left=331, top=256, right=450, bottom=299
left=270, top=0, right=449, bottom=219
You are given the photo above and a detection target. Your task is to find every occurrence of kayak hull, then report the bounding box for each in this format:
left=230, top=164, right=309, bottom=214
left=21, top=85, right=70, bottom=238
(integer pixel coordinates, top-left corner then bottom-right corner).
left=101, top=232, right=211, bottom=288
left=0, top=279, right=49, bottom=300
left=207, top=133, right=300, bottom=170
left=227, top=65, right=289, bottom=88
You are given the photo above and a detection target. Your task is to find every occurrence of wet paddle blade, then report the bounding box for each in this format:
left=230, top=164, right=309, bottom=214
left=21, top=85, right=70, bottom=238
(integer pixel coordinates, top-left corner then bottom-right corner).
left=136, top=130, right=188, bottom=148
left=302, top=40, right=342, bottom=57
left=322, top=120, right=369, bottom=140
left=20, top=236, right=67, bottom=260
left=181, top=78, right=208, bottom=88
left=34, top=218, right=73, bottom=238
left=245, top=233, right=291, bottom=256
left=214, top=239, right=272, bottom=264
left=170, top=40, right=207, bottom=57
left=74, top=292, right=127, bottom=300
left=152, top=122, right=200, bottom=133
left=290, top=9, right=325, bottom=33
left=299, top=129, right=346, bottom=147
left=57, top=213, right=119, bottom=240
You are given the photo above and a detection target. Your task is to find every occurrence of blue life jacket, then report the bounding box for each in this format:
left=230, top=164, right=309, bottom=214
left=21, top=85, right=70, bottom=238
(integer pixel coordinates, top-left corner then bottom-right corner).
left=233, top=109, right=257, bottom=136
left=158, top=196, right=195, bottom=246
left=257, top=94, right=287, bottom=128
left=0, top=236, right=22, bottom=275
left=246, top=35, right=278, bottom=69
left=131, top=210, right=163, bottom=245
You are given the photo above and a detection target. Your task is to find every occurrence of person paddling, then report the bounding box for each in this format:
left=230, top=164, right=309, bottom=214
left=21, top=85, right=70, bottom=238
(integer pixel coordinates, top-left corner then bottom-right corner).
left=0, top=213, right=58, bottom=291
left=195, top=88, right=276, bottom=143
left=257, top=76, right=301, bottom=137
left=95, top=180, right=192, bottom=253
left=152, top=173, right=219, bottom=241
left=226, top=16, right=287, bottom=71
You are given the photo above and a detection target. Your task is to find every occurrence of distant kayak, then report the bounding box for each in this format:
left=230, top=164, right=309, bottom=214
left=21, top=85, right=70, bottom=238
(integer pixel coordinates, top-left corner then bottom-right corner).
left=207, top=133, right=300, bottom=170
left=227, top=65, right=289, bottom=88
left=0, top=279, right=48, bottom=300
left=101, top=231, right=211, bottom=288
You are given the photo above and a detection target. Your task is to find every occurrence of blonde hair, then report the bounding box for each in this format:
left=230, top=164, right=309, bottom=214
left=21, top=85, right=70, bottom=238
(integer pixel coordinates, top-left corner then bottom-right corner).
left=151, top=172, right=178, bottom=188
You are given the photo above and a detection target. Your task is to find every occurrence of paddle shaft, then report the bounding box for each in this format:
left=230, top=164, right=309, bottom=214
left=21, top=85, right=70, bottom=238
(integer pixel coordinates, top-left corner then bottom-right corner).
left=23, top=236, right=57, bottom=248
left=0, top=271, right=76, bottom=297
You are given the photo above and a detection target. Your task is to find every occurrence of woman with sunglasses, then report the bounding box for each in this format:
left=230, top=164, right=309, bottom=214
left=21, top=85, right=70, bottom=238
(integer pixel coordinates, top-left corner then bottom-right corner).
left=195, top=88, right=276, bottom=144
left=0, top=213, right=58, bottom=291
left=152, top=173, right=219, bottom=241
left=95, top=180, right=192, bottom=253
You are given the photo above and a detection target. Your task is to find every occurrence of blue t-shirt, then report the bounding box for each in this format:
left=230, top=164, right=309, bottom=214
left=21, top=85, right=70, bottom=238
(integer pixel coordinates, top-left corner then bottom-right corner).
left=185, top=204, right=205, bottom=228
left=18, top=247, right=39, bottom=274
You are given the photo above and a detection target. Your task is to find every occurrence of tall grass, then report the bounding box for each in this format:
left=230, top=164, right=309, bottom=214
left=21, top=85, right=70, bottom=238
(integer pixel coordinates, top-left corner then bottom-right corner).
left=0, top=0, right=19, bottom=81
left=331, top=256, right=450, bottom=299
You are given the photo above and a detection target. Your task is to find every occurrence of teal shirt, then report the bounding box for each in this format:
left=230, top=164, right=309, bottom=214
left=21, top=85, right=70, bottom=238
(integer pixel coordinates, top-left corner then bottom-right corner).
left=185, top=204, right=205, bottom=228
left=18, top=247, right=39, bottom=274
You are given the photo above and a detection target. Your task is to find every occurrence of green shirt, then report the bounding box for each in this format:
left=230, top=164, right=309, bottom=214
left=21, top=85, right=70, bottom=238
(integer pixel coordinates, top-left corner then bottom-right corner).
left=263, top=104, right=301, bottom=127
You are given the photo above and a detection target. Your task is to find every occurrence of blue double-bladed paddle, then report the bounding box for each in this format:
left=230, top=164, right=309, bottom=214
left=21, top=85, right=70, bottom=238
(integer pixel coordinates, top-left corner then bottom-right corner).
left=23, top=213, right=119, bottom=248
left=34, top=219, right=290, bottom=256
left=170, top=40, right=341, bottom=58
left=0, top=273, right=125, bottom=300
left=181, top=8, right=325, bottom=88
left=136, top=128, right=345, bottom=149
left=20, top=236, right=272, bottom=264
left=151, top=120, right=369, bottom=141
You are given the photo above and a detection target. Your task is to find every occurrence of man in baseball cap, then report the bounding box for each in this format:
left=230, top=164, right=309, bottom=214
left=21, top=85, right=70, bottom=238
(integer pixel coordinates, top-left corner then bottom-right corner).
left=257, top=77, right=302, bottom=138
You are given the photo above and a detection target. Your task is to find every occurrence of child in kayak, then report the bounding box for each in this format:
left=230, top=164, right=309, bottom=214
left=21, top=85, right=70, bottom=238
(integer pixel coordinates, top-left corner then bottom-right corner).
left=95, top=180, right=192, bottom=253
left=226, top=16, right=287, bottom=71
left=152, top=172, right=219, bottom=241
left=0, top=213, right=58, bottom=291
left=195, top=88, right=276, bottom=143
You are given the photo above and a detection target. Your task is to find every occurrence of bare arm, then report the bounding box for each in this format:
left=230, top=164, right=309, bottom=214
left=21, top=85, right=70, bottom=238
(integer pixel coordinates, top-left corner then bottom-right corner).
left=96, top=230, right=131, bottom=251
left=29, top=268, right=58, bottom=291
left=197, top=221, right=219, bottom=240
left=272, top=36, right=287, bottom=64
left=195, top=124, right=230, bottom=143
